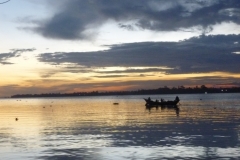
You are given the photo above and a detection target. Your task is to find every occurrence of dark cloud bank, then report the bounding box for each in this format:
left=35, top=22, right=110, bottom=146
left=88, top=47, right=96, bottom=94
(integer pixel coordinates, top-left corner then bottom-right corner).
left=38, top=34, right=240, bottom=74
left=28, top=0, right=240, bottom=40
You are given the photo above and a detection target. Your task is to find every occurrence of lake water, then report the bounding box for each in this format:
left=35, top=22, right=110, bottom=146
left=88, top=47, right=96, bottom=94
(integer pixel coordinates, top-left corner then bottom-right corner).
left=0, top=93, right=240, bottom=160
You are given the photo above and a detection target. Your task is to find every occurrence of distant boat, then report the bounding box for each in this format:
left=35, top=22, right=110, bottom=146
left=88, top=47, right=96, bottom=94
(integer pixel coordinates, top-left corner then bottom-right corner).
left=144, top=96, right=180, bottom=107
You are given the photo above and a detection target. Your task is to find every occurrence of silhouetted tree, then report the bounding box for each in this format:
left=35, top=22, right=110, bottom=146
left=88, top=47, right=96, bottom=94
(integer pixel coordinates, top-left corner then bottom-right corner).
left=201, top=85, right=207, bottom=89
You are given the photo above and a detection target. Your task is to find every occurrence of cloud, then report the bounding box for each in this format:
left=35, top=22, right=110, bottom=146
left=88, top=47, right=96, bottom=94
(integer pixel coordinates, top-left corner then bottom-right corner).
left=0, top=53, right=18, bottom=65
left=38, top=34, right=240, bottom=74
left=95, top=67, right=173, bottom=74
left=93, top=75, right=129, bottom=78
left=10, top=48, right=36, bottom=54
left=39, top=66, right=93, bottom=78
left=26, top=0, right=240, bottom=40
left=0, top=48, right=36, bottom=65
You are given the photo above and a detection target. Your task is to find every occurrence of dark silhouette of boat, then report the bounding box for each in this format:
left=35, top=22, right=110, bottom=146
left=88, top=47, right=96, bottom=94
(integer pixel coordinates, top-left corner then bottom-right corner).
left=144, top=96, right=180, bottom=107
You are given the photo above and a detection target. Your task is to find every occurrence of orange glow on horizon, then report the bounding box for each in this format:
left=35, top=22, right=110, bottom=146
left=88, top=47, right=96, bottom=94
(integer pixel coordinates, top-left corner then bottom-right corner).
left=1, top=71, right=240, bottom=97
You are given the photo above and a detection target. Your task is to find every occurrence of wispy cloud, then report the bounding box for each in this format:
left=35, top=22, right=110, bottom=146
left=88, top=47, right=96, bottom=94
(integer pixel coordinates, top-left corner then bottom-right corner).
left=0, top=48, right=35, bottom=65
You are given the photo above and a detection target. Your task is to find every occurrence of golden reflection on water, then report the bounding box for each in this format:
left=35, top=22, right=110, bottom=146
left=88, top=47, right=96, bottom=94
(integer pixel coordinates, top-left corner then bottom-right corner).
left=0, top=94, right=240, bottom=159
left=0, top=96, right=240, bottom=134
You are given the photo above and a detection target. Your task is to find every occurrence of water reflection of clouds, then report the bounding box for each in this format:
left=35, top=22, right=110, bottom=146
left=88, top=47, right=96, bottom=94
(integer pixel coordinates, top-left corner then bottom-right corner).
left=1, top=96, right=240, bottom=159
left=109, top=122, right=239, bottom=147
left=38, top=147, right=240, bottom=160
left=238, top=125, right=240, bottom=141
left=30, top=99, right=240, bottom=159
left=35, top=122, right=240, bottom=159
left=38, top=118, right=240, bottom=149
left=40, top=134, right=114, bottom=148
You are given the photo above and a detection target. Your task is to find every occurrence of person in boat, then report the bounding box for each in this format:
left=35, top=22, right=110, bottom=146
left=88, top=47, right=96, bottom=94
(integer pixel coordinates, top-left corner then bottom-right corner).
left=161, top=98, right=165, bottom=102
left=175, top=96, right=180, bottom=102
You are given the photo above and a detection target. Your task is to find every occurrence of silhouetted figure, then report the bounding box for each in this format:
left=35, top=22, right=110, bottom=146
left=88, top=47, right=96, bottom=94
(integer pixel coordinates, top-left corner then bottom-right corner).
left=147, top=97, right=151, bottom=101
left=175, top=96, right=180, bottom=102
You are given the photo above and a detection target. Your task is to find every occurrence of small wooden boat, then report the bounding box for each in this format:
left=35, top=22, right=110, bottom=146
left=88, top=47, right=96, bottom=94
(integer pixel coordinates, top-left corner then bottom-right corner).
left=144, top=96, right=180, bottom=107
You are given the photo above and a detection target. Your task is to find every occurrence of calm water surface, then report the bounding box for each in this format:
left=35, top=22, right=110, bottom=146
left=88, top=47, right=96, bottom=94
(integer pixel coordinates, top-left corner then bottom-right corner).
left=0, top=93, right=240, bottom=160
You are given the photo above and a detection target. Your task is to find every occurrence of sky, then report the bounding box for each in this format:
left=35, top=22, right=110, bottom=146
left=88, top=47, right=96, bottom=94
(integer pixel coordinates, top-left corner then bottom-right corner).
left=0, top=0, right=240, bottom=97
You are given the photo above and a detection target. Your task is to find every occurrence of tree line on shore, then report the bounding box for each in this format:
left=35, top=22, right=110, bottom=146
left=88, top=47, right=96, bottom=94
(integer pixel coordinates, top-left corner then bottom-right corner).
left=10, top=85, right=240, bottom=98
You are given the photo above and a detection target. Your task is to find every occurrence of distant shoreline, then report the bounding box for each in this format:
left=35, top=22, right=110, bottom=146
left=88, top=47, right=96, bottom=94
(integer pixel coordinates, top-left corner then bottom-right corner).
left=10, top=86, right=240, bottom=98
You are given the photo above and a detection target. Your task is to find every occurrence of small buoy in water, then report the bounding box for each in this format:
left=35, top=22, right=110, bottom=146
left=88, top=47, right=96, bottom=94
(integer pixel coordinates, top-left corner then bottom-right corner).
left=15, top=118, right=18, bottom=121
left=113, top=103, right=119, bottom=105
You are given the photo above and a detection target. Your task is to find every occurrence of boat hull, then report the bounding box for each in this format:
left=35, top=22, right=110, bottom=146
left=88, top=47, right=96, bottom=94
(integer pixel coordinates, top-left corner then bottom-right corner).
left=144, top=98, right=179, bottom=107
